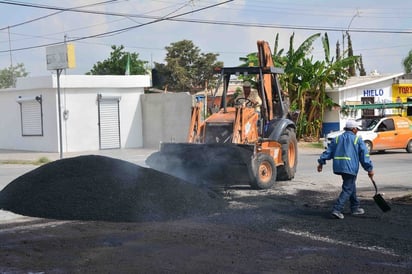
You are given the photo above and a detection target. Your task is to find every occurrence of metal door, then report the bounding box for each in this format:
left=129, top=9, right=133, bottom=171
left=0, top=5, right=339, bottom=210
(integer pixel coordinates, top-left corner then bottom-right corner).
left=98, top=95, right=121, bottom=149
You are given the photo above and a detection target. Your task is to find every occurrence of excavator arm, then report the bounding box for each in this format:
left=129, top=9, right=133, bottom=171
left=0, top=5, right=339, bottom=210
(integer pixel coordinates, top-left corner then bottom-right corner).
left=257, top=40, right=286, bottom=120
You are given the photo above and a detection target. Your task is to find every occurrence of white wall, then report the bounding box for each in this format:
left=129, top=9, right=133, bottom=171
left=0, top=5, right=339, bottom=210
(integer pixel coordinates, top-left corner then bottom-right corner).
left=60, top=88, right=144, bottom=152
left=324, top=77, right=393, bottom=130
left=0, top=88, right=59, bottom=151
left=0, top=75, right=149, bottom=152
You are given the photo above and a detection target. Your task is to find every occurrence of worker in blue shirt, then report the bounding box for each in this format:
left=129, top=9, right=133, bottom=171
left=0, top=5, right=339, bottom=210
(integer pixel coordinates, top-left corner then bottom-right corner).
left=317, top=120, right=374, bottom=219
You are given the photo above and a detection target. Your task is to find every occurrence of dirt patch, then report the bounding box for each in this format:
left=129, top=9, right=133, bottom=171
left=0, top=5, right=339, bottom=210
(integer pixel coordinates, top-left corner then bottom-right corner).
left=0, top=155, right=225, bottom=222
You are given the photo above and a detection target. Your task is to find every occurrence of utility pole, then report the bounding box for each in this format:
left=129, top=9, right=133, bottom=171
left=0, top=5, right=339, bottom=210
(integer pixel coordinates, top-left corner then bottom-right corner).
left=7, top=26, right=15, bottom=87
left=7, top=26, right=13, bottom=68
left=342, top=10, right=360, bottom=58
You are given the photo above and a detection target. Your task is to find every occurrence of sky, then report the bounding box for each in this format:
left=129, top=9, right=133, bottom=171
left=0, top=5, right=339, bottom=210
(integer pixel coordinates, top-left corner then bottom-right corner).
left=1, top=0, right=412, bottom=77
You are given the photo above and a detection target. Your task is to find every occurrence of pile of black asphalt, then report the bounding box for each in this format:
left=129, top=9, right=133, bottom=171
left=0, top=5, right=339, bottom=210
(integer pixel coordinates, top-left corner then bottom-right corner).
left=0, top=155, right=225, bottom=222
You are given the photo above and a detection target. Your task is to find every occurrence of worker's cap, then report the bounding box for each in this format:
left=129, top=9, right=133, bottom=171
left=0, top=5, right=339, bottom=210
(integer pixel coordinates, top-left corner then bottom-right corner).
left=243, top=81, right=251, bottom=87
left=345, top=119, right=361, bottom=130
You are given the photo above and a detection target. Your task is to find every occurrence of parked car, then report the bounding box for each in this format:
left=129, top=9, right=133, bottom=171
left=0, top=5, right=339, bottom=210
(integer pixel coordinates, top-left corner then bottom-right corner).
left=323, top=116, right=412, bottom=153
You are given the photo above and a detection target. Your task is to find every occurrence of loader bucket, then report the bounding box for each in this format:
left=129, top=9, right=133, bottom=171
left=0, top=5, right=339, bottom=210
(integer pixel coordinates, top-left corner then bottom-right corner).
left=146, top=143, right=254, bottom=186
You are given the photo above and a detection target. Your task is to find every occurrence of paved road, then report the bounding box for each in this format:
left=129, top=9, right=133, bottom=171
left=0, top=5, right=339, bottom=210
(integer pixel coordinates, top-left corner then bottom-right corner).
left=1, top=144, right=411, bottom=223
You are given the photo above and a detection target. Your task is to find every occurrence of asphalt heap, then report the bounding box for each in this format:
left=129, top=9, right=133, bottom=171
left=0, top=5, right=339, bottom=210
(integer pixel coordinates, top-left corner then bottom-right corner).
left=0, top=155, right=225, bottom=222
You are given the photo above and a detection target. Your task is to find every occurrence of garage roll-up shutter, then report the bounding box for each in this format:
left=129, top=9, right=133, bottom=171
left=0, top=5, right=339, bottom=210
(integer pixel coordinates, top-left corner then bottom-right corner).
left=17, top=95, right=43, bottom=136
left=98, top=94, right=121, bottom=149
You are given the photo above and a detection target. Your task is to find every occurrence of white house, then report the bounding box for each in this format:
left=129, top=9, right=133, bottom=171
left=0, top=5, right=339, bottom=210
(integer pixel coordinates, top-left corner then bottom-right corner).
left=322, top=72, right=406, bottom=136
left=0, top=74, right=150, bottom=152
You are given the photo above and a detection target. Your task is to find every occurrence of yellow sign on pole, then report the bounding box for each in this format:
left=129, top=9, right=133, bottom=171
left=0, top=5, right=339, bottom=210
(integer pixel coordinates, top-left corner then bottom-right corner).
left=46, top=43, right=76, bottom=70
left=66, top=43, right=76, bottom=69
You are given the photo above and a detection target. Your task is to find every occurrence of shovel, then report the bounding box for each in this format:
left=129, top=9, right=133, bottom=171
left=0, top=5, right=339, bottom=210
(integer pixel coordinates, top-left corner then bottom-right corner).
left=371, top=178, right=391, bottom=212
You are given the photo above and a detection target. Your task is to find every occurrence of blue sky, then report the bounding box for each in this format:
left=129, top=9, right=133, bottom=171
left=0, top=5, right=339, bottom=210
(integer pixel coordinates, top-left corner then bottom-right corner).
left=1, top=0, right=411, bottom=76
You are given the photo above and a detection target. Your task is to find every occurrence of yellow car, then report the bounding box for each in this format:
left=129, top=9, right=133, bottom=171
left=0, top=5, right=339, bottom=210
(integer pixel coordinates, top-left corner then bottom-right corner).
left=324, top=116, right=412, bottom=153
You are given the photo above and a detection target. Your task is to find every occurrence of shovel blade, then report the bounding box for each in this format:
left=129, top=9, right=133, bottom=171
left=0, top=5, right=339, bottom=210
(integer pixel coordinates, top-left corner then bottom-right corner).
left=373, top=194, right=391, bottom=212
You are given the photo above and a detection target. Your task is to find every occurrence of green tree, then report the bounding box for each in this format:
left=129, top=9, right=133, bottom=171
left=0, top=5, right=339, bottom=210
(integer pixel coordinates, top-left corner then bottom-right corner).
left=283, top=32, right=358, bottom=140
left=402, top=50, right=412, bottom=74
left=157, top=40, right=222, bottom=93
left=0, top=63, right=28, bottom=88
left=303, top=33, right=358, bottom=139
left=87, top=45, right=148, bottom=75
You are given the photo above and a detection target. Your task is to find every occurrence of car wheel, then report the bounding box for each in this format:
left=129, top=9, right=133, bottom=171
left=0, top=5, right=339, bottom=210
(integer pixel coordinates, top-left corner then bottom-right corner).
left=364, top=141, right=373, bottom=153
left=406, top=140, right=412, bottom=153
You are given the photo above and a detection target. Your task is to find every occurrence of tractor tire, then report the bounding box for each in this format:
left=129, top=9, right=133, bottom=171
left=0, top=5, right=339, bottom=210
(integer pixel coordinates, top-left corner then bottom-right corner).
left=248, top=153, right=277, bottom=190
left=276, top=127, right=298, bottom=181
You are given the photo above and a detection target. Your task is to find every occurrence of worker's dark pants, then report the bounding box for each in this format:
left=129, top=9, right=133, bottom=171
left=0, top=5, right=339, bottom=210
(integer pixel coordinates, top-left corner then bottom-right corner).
left=332, top=173, right=360, bottom=213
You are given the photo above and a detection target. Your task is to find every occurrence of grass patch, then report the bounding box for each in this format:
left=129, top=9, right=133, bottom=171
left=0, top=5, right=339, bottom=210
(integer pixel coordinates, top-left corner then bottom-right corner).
left=0, top=157, right=51, bottom=165
left=299, top=141, right=324, bottom=149
left=308, top=142, right=324, bottom=149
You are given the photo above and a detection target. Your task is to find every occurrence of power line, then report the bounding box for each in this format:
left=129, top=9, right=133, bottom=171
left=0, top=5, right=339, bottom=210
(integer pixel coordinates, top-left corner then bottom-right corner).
left=0, top=0, right=235, bottom=53
left=2, top=0, right=412, bottom=35
left=165, top=18, right=412, bottom=34
left=0, top=0, right=118, bottom=31
left=1, top=0, right=411, bottom=56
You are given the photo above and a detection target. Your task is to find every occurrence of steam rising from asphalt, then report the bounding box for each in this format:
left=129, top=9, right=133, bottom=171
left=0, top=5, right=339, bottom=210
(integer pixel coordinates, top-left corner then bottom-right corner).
left=145, top=143, right=253, bottom=186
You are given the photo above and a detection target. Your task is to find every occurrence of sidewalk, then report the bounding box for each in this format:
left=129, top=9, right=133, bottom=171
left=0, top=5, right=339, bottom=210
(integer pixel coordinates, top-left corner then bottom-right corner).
left=0, top=142, right=321, bottom=162
left=0, top=148, right=157, bottom=166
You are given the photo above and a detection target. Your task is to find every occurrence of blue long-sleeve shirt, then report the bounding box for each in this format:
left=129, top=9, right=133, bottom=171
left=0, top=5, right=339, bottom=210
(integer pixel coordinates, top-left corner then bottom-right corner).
left=318, top=130, right=373, bottom=176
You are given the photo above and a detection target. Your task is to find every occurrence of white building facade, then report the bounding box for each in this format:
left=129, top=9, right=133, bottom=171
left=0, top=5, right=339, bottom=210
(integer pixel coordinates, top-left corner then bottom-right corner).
left=322, top=73, right=405, bottom=136
left=0, top=74, right=150, bottom=152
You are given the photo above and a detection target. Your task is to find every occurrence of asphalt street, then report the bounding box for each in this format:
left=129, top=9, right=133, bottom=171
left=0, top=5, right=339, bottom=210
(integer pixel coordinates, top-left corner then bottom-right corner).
left=0, top=144, right=411, bottom=223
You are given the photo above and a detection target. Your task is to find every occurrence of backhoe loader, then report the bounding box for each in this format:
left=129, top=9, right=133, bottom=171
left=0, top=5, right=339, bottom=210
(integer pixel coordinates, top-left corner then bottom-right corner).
left=146, top=40, right=297, bottom=189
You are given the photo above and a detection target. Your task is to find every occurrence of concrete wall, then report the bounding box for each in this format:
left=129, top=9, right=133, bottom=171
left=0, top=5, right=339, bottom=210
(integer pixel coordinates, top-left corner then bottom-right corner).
left=141, top=93, right=192, bottom=148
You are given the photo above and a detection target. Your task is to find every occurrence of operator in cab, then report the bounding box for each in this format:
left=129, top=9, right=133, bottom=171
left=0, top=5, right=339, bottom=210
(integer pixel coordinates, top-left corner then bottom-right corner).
left=235, top=81, right=262, bottom=114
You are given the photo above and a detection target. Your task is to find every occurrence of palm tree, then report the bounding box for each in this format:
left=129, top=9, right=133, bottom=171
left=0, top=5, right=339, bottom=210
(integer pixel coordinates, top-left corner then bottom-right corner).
left=303, top=33, right=358, bottom=139
left=279, top=33, right=321, bottom=138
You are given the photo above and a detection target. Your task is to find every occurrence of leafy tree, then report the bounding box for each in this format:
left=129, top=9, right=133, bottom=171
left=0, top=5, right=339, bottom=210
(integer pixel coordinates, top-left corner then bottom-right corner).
left=0, top=63, right=28, bottom=88
left=303, top=33, right=358, bottom=139
left=87, top=45, right=148, bottom=75
left=283, top=32, right=358, bottom=140
left=155, top=40, right=222, bottom=93
left=402, top=50, right=412, bottom=74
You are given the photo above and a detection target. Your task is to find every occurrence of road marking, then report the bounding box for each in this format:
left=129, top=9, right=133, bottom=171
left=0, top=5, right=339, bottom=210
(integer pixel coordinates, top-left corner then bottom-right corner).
left=278, top=228, right=398, bottom=257
left=0, top=220, right=73, bottom=233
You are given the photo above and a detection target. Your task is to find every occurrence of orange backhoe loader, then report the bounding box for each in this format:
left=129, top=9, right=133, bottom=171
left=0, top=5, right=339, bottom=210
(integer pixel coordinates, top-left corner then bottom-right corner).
left=146, top=40, right=298, bottom=189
